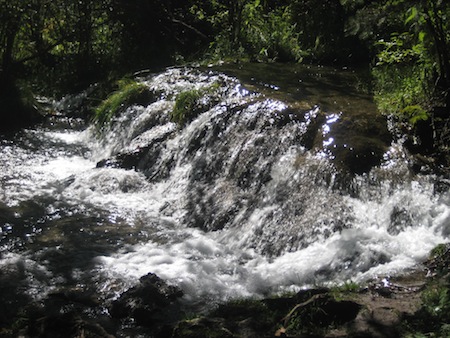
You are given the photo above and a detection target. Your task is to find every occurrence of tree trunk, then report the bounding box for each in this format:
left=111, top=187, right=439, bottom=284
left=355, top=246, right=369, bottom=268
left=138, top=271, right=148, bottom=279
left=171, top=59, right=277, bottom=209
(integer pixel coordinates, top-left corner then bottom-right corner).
left=1, top=28, right=16, bottom=82
left=424, top=2, right=450, bottom=94
left=226, top=0, right=244, bottom=49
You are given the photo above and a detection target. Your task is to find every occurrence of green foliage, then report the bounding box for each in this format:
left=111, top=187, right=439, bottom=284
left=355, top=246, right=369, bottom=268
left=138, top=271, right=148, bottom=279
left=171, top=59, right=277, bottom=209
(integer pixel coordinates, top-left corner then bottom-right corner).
left=370, top=0, right=449, bottom=134
left=330, top=281, right=360, bottom=300
left=291, top=0, right=350, bottom=62
left=376, top=33, right=426, bottom=66
left=421, top=284, right=450, bottom=322
left=205, top=1, right=305, bottom=62
left=170, top=82, right=222, bottom=127
left=401, top=105, right=428, bottom=125
left=402, top=243, right=450, bottom=337
left=372, top=12, right=432, bottom=122
left=94, top=79, right=149, bottom=127
left=245, top=6, right=304, bottom=62
left=372, top=59, right=432, bottom=124
left=404, top=282, right=450, bottom=336
left=170, top=89, right=203, bottom=127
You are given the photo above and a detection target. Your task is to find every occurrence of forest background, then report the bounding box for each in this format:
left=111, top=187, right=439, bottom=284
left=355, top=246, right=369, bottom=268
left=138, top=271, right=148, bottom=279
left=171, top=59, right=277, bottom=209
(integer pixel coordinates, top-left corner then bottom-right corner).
left=0, top=0, right=449, bottom=155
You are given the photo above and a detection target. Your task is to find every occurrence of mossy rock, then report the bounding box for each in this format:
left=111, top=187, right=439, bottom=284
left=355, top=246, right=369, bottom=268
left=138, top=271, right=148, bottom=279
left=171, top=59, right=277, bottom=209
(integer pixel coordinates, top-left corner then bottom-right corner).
left=283, top=293, right=361, bottom=336
left=170, top=89, right=204, bottom=126
left=170, top=82, right=223, bottom=127
left=93, top=79, right=154, bottom=127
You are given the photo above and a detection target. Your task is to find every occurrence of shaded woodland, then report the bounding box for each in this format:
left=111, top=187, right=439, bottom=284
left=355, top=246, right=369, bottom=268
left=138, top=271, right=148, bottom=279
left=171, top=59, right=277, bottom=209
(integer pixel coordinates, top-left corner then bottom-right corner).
left=0, top=0, right=449, bottom=152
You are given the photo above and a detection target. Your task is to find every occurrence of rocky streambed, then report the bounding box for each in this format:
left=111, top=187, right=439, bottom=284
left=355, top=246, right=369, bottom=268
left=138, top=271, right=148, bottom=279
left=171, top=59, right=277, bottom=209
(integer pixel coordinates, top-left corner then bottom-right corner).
left=1, top=65, right=450, bottom=337
left=4, top=247, right=449, bottom=338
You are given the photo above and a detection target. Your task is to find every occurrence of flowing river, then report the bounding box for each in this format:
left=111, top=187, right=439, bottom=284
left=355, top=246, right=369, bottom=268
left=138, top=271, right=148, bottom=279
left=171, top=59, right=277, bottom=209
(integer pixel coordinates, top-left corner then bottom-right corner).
left=1, top=64, right=449, bottom=331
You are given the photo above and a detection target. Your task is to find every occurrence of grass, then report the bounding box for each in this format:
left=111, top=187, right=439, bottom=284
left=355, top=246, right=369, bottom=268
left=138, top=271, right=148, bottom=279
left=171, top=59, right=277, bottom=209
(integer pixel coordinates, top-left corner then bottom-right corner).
left=169, top=81, right=222, bottom=127
left=330, top=281, right=360, bottom=301
left=93, top=78, right=150, bottom=127
left=170, top=89, right=203, bottom=126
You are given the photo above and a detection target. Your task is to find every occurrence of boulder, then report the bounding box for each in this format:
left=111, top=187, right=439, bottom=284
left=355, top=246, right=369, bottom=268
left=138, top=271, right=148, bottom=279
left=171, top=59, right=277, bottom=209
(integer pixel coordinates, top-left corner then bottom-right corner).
left=110, top=273, right=183, bottom=328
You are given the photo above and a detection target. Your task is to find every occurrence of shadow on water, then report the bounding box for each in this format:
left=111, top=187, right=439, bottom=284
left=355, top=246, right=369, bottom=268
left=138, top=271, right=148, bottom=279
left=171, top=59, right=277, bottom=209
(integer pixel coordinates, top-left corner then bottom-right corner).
left=0, top=119, right=158, bottom=331
left=0, top=197, right=145, bottom=327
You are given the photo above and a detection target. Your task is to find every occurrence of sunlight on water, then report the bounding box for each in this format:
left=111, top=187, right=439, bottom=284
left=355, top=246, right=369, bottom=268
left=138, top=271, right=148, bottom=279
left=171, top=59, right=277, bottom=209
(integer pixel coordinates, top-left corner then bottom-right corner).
left=1, top=67, right=449, bottom=310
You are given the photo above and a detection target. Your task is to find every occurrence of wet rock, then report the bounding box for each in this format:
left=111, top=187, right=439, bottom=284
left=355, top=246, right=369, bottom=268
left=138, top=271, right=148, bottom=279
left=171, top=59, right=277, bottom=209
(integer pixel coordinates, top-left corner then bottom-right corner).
left=26, top=311, right=115, bottom=338
left=333, top=136, right=388, bottom=175
left=388, top=206, right=412, bottom=235
left=316, top=111, right=391, bottom=175
left=47, top=287, right=101, bottom=308
left=110, top=273, right=183, bottom=328
left=425, top=243, right=450, bottom=277
left=96, top=125, right=175, bottom=181
left=434, top=178, right=450, bottom=194
left=172, top=318, right=235, bottom=338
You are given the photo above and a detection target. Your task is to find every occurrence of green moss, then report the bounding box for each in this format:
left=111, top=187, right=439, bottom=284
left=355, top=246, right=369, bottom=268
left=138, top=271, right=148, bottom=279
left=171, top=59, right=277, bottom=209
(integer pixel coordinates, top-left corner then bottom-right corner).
left=93, top=79, right=150, bottom=127
left=170, top=89, right=203, bottom=126
left=170, top=82, right=223, bottom=127
left=330, top=281, right=360, bottom=301
left=430, top=243, right=448, bottom=259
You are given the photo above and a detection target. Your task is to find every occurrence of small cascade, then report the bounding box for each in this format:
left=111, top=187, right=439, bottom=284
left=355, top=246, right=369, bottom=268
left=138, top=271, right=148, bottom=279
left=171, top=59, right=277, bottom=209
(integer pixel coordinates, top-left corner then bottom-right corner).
left=0, top=66, right=449, bottom=321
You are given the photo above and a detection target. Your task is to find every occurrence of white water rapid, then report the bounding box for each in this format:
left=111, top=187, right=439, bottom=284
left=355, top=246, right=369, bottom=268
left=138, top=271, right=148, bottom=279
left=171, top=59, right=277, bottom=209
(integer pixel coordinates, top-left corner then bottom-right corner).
left=1, top=67, right=449, bottom=313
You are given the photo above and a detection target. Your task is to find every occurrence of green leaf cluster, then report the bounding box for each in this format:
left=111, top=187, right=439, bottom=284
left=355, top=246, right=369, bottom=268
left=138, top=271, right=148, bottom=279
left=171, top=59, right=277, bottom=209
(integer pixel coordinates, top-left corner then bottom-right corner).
left=376, top=33, right=426, bottom=66
left=205, top=1, right=306, bottom=62
left=373, top=63, right=431, bottom=122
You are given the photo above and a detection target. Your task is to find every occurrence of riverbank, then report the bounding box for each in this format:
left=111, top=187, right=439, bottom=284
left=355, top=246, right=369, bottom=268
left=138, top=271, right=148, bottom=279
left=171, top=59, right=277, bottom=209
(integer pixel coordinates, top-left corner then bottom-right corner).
left=2, top=243, right=449, bottom=338
left=170, top=246, right=450, bottom=338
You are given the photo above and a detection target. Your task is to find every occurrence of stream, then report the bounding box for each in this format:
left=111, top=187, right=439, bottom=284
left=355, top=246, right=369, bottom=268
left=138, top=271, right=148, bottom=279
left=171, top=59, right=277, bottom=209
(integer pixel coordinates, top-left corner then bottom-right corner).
left=1, top=64, right=450, bottom=333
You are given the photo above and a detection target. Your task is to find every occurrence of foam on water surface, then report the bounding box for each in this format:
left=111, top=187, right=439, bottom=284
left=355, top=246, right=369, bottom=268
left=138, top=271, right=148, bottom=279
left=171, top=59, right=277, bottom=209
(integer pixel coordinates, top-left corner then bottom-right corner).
left=1, top=67, right=449, bottom=310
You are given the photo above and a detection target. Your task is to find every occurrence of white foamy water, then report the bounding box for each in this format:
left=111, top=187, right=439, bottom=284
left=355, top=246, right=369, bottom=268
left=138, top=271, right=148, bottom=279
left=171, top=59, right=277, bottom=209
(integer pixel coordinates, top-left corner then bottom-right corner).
left=1, top=67, right=449, bottom=311
left=96, top=158, right=450, bottom=303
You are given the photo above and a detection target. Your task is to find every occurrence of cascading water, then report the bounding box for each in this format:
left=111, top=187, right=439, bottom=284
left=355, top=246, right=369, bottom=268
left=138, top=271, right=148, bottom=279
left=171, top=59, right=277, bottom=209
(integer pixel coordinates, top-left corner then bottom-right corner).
left=1, top=66, right=449, bottom=327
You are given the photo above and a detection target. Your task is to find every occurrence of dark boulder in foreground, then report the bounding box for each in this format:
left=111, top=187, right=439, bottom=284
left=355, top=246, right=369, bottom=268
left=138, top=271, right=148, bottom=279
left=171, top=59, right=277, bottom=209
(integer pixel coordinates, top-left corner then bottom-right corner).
left=110, top=273, right=184, bottom=328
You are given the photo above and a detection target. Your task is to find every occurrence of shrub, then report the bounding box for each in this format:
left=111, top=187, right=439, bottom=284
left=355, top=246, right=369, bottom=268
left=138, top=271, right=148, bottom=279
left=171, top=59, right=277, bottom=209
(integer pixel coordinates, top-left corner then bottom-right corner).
left=372, top=32, right=434, bottom=126
left=421, top=284, right=450, bottom=323
left=372, top=63, right=432, bottom=123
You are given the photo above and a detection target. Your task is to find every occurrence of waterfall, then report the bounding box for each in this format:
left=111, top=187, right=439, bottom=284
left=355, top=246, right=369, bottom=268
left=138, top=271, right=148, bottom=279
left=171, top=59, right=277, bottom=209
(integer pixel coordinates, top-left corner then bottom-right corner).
left=1, top=67, right=449, bottom=311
